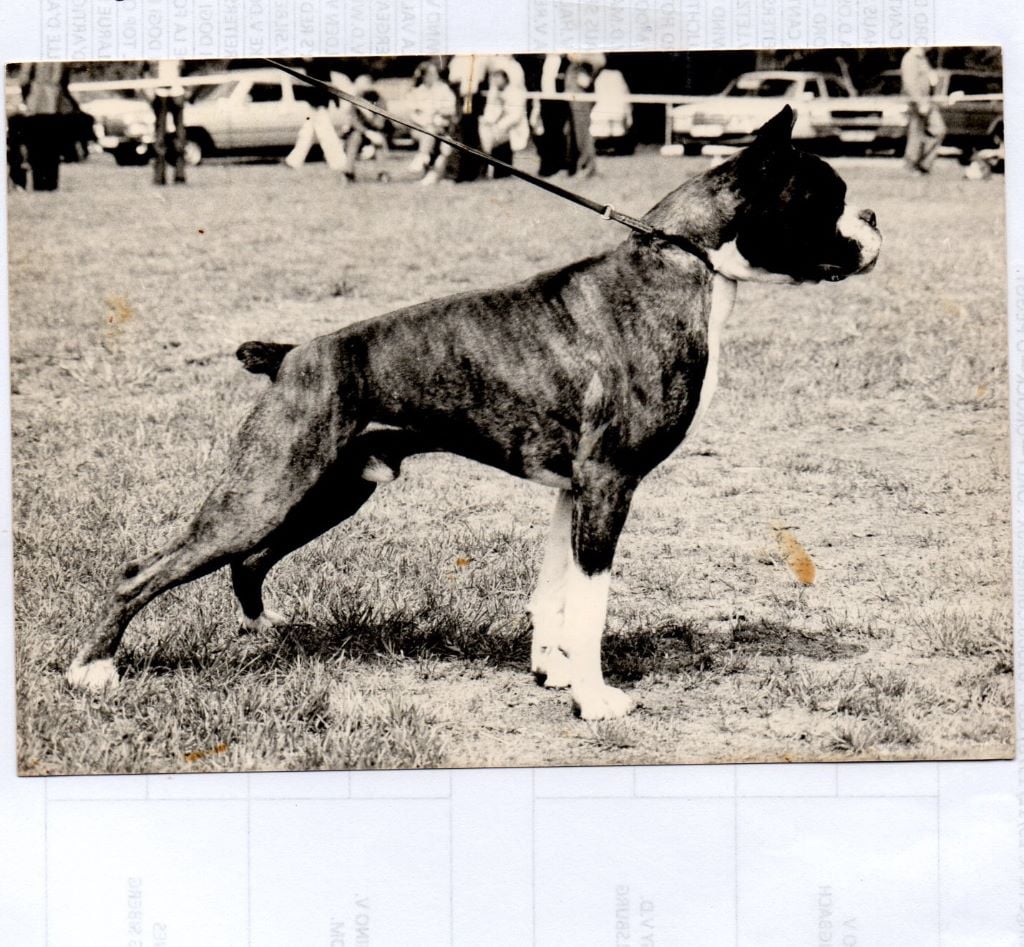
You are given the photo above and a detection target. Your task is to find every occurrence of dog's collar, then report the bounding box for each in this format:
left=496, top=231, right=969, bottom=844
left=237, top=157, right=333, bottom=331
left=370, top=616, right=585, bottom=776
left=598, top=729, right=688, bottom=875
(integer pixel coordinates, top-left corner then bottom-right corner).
left=635, top=228, right=715, bottom=271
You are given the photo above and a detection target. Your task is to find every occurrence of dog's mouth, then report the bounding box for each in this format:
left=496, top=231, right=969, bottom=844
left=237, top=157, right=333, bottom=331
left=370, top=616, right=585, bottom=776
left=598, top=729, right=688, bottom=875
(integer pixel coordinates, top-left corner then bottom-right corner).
left=815, top=263, right=854, bottom=283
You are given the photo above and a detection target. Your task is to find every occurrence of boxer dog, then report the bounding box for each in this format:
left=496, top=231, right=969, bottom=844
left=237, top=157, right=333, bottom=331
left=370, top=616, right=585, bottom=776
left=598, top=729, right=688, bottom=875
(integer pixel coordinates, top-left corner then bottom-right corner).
left=67, top=107, right=880, bottom=719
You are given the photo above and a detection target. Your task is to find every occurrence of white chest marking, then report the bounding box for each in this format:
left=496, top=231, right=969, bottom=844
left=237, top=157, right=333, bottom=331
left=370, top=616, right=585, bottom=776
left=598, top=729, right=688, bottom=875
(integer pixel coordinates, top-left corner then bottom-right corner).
left=690, top=274, right=737, bottom=433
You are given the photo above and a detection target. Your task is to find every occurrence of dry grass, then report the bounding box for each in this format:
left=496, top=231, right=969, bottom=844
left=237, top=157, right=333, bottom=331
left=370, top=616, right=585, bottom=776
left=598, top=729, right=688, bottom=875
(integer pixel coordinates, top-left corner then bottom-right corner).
left=9, top=149, right=1013, bottom=774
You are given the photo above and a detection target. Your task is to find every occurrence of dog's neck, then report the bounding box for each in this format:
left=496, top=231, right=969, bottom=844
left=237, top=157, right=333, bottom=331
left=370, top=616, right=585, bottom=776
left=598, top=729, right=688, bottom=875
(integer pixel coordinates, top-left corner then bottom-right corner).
left=641, top=163, right=744, bottom=258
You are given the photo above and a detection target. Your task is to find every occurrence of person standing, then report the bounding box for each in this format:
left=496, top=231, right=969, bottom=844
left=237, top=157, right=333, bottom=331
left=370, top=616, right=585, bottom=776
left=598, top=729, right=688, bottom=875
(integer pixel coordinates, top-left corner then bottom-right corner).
left=446, top=54, right=488, bottom=182
left=16, top=61, right=76, bottom=191
left=285, top=58, right=350, bottom=173
left=901, top=46, right=946, bottom=174
left=533, top=53, right=571, bottom=178
left=564, top=52, right=606, bottom=178
left=148, top=60, right=187, bottom=185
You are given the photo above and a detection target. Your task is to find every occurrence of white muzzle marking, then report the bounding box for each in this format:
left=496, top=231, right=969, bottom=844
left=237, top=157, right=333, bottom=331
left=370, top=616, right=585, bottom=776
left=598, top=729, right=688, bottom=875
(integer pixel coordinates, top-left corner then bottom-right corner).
left=837, top=205, right=882, bottom=271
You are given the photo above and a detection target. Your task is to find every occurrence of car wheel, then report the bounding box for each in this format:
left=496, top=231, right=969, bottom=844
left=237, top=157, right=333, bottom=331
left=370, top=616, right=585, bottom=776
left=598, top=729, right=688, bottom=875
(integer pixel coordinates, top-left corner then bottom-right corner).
left=183, top=131, right=211, bottom=167
left=113, top=143, right=149, bottom=166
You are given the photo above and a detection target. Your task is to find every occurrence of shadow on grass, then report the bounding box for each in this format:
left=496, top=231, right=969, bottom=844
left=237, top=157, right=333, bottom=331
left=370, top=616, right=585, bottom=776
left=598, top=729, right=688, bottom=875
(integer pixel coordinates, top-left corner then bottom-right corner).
left=117, top=601, right=868, bottom=687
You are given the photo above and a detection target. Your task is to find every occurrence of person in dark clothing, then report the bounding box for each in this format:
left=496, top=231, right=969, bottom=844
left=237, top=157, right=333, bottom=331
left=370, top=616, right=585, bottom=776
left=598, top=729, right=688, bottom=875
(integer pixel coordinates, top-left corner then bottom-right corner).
left=446, top=55, right=487, bottom=182
left=564, top=53, right=605, bottom=178
left=532, top=54, right=572, bottom=178
left=16, top=61, right=76, bottom=191
left=147, top=60, right=187, bottom=185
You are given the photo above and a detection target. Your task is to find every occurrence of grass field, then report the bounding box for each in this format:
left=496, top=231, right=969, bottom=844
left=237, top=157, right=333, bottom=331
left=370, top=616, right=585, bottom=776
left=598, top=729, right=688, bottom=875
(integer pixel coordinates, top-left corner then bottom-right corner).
left=8, top=148, right=1013, bottom=774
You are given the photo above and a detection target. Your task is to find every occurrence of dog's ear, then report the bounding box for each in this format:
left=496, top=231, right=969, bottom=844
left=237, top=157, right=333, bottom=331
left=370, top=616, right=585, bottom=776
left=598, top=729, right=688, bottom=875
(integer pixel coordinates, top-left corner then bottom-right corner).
left=753, top=106, right=796, bottom=146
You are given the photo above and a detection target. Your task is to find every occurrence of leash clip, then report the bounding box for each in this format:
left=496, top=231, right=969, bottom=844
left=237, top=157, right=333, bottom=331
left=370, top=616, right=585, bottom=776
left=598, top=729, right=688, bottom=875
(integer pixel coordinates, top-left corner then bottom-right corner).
left=601, top=204, right=614, bottom=220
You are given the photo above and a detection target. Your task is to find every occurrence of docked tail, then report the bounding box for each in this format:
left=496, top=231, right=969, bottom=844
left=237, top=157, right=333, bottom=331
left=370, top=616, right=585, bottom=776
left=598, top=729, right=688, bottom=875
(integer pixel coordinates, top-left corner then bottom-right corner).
left=236, top=341, right=296, bottom=381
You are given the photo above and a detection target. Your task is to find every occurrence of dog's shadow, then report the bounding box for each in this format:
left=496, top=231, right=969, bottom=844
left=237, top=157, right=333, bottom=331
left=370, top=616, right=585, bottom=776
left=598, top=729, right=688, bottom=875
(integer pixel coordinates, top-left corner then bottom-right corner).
left=113, top=601, right=867, bottom=687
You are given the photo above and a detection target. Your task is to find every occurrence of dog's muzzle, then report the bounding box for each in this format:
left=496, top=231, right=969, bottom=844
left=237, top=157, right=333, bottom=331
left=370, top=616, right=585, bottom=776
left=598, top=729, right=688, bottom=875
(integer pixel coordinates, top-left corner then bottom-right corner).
left=837, top=205, right=882, bottom=274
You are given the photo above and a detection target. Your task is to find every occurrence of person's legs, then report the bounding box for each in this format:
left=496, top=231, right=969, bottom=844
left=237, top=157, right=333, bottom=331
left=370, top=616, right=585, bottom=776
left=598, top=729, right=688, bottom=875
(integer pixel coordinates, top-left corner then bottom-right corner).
left=422, top=141, right=451, bottom=184
left=152, top=95, right=170, bottom=185
left=536, top=100, right=568, bottom=176
left=904, top=109, right=925, bottom=171
left=569, top=100, right=596, bottom=176
left=7, top=115, right=28, bottom=189
left=169, top=96, right=187, bottom=183
left=312, top=107, right=349, bottom=172
left=919, top=106, right=946, bottom=172
left=28, top=115, right=61, bottom=191
left=491, top=139, right=513, bottom=177
left=285, top=114, right=316, bottom=168
left=452, top=110, right=483, bottom=182
left=410, top=130, right=434, bottom=172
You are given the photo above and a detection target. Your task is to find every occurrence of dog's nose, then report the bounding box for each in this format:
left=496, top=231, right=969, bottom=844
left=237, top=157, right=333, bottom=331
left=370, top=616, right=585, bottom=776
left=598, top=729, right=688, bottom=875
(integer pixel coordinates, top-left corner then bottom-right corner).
left=859, top=208, right=877, bottom=229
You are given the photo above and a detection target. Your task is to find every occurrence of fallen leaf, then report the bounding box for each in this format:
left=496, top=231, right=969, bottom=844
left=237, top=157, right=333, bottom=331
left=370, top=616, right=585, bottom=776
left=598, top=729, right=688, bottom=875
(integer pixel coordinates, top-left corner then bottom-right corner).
left=774, top=527, right=816, bottom=586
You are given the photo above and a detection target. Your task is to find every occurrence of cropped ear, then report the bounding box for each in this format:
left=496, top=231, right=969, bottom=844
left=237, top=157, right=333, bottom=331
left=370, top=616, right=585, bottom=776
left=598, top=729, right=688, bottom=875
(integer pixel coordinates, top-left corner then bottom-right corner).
left=754, top=105, right=796, bottom=145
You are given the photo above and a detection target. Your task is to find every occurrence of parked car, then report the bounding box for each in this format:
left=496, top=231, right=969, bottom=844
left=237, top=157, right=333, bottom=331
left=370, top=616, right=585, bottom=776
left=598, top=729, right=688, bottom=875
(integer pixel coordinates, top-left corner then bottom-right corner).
left=671, top=71, right=856, bottom=151
left=591, top=69, right=635, bottom=154
left=183, top=69, right=356, bottom=164
left=76, top=90, right=155, bottom=165
left=861, top=69, right=1003, bottom=159
left=98, top=68, right=356, bottom=167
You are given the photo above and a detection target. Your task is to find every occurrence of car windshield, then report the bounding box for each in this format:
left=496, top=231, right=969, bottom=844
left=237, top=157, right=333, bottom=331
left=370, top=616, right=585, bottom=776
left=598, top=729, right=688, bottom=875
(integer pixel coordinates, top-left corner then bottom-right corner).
left=192, top=80, right=237, bottom=102
left=726, top=77, right=798, bottom=97
left=75, top=89, right=139, bottom=104
left=865, top=74, right=903, bottom=96
left=947, top=74, right=1002, bottom=95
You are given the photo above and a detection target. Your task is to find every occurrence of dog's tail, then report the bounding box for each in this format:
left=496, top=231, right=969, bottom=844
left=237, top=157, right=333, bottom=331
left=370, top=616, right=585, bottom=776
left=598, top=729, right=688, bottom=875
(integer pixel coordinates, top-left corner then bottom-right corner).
left=236, top=341, right=296, bottom=381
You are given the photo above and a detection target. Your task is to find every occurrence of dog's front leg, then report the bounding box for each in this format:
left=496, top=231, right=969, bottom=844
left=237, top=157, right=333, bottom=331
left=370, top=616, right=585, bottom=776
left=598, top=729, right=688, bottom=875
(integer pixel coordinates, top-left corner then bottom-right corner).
left=560, top=379, right=638, bottom=719
left=529, top=489, right=572, bottom=688
left=564, top=465, right=636, bottom=719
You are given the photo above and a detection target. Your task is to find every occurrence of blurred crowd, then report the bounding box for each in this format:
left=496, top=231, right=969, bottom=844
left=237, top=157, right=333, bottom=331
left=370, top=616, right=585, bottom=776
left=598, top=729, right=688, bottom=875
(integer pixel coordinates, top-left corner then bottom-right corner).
left=5, top=53, right=615, bottom=191
left=5, top=48, right=999, bottom=191
left=286, top=52, right=610, bottom=186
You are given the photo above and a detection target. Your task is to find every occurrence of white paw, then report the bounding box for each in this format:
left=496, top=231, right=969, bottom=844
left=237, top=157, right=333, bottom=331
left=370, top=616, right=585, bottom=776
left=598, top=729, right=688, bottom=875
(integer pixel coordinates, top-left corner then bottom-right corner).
left=240, top=609, right=288, bottom=632
left=572, top=683, right=635, bottom=720
left=66, top=658, right=119, bottom=693
left=531, top=646, right=572, bottom=689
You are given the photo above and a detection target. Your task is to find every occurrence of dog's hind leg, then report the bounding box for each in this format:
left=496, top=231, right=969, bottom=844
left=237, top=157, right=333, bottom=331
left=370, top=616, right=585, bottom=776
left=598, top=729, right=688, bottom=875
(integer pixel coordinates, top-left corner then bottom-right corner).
left=231, top=467, right=377, bottom=630
left=67, top=349, right=362, bottom=692
left=231, top=426, right=432, bottom=628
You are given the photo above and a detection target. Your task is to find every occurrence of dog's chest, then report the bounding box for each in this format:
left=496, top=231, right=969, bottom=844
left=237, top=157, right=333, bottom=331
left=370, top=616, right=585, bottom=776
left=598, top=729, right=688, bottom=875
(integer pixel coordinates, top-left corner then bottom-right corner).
left=689, top=274, right=737, bottom=431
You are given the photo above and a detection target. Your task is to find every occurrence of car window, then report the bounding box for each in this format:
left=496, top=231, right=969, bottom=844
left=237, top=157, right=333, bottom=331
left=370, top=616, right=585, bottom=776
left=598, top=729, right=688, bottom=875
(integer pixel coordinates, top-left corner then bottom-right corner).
left=247, top=82, right=284, bottom=103
left=293, top=84, right=322, bottom=105
left=865, top=74, right=903, bottom=96
left=825, top=78, right=850, bottom=98
left=192, top=81, right=237, bottom=102
left=947, top=73, right=1002, bottom=96
left=726, top=76, right=799, bottom=97
left=803, top=78, right=821, bottom=98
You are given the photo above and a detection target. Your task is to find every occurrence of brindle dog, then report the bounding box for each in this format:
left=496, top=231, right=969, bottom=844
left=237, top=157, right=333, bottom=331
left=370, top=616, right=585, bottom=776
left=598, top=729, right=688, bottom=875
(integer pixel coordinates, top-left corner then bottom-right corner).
left=67, top=107, right=880, bottom=719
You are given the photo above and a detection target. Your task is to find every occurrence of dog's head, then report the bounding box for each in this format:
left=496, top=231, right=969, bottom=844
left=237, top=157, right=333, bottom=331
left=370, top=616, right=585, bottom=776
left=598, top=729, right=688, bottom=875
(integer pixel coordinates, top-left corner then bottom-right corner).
left=648, top=106, right=882, bottom=284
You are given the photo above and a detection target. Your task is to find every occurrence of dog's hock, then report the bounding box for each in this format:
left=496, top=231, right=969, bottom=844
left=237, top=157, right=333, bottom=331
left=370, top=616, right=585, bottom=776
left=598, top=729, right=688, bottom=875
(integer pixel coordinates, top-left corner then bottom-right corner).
left=66, top=657, right=120, bottom=693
